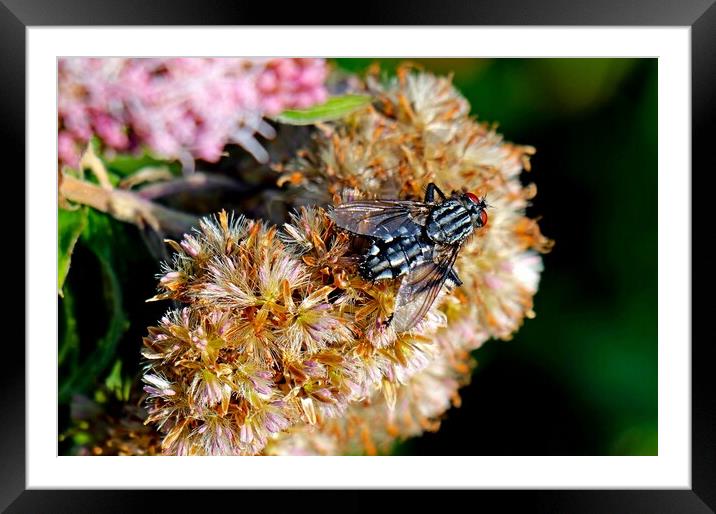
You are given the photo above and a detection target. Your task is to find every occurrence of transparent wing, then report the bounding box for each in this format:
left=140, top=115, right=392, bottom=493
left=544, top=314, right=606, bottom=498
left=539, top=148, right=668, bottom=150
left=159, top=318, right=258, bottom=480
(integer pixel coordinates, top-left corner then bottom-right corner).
left=330, top=200, right=430, bottom=240
left=390, top=245, right=460, bottom=332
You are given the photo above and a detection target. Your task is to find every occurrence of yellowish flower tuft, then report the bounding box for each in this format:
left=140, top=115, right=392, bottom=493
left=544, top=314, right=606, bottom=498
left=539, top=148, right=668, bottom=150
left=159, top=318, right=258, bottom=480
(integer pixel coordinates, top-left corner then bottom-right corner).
left=141, top=68, right=552, bottom=455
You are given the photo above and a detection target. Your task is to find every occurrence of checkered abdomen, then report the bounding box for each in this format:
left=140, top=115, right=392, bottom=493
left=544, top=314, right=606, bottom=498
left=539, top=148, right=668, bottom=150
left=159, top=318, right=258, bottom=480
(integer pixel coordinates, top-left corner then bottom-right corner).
left=359, top=236, right=434, bottom=281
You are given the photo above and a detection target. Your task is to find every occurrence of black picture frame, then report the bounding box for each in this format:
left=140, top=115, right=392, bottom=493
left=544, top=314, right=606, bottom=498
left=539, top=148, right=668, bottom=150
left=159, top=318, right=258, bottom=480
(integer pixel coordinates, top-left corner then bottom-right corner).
left=4, top=1, right=713, bottom=511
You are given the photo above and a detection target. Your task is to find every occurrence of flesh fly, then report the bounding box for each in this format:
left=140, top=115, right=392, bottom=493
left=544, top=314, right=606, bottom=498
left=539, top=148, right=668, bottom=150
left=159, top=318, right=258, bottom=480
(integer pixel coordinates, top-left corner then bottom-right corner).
left=330, top=183, right=488, bottom=332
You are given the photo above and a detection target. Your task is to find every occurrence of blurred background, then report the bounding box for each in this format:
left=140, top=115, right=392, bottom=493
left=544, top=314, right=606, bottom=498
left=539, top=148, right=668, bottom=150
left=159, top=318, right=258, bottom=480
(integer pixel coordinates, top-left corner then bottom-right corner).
left=59, top=58, right=657, bottom=456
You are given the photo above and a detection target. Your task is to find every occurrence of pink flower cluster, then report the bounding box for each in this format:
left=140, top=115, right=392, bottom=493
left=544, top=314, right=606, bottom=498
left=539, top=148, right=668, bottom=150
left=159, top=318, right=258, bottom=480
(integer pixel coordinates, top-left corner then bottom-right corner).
left=58, top=58, right=329, bottom=168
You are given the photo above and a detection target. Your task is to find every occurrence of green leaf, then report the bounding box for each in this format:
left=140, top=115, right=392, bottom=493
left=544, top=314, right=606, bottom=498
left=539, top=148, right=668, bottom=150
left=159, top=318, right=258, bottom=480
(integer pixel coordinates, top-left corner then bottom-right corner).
left=81, top=208, right=126, bottom=269
left=58, top=207, right=88, bottom=296
left=58, top=211, right=131, bottom=404
left=104, top=359, right=132, bottom=402
left=274, top=95, right=372, bottom=125
left=105, top=151, right=182, bottom=178
left=58, top=286, right=80, bottom=369
left=105, top=359, right=128, bottom=401
left=122, top=376, right=132, bottom=403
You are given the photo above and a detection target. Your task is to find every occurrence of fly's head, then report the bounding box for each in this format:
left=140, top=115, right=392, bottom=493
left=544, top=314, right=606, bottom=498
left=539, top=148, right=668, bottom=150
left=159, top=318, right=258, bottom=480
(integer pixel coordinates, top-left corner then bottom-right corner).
left=461, top=192, right=489, bottom=229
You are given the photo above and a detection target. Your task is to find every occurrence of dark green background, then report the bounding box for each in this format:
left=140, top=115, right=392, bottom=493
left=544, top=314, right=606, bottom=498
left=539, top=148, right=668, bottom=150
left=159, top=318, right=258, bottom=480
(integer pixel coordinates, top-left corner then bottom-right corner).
left=336, top=58, right=657, bottom=456
left=59, top=58, right=657, bottom=456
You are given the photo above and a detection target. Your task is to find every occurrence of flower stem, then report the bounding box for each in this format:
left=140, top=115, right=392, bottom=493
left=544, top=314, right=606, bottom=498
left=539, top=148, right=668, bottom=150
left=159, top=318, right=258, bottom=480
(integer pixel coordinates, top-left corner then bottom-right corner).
left=135, top=172, right=248, bottom=200
left=59, top=173, right=198, bottom=237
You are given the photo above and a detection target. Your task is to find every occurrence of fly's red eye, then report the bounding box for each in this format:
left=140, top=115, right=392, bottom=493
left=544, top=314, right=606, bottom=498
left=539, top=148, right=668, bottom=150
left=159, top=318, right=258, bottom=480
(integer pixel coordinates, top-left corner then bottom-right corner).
left=479, top=209, right=488, bottom=227
left=465, top=192, right=480, bottom=204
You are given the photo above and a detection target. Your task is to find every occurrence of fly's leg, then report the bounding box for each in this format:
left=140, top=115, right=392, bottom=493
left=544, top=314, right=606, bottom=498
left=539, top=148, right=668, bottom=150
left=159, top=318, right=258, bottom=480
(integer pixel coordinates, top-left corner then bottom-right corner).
left=447, top=268, right=463, bottom=287
left=424, top=182, right=447, bottom=203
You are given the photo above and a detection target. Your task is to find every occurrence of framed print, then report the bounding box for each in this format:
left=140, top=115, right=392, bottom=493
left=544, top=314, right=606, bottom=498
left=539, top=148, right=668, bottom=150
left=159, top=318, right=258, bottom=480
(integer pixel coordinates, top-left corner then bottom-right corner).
left=5, top=0, right=714, bottom=511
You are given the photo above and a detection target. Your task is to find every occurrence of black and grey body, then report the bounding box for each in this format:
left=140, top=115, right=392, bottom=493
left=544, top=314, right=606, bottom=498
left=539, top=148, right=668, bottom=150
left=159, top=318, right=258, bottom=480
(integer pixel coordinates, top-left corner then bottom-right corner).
left=359, top=236, right=435, bottom=281
left=330, top=183, right=488, bottom=332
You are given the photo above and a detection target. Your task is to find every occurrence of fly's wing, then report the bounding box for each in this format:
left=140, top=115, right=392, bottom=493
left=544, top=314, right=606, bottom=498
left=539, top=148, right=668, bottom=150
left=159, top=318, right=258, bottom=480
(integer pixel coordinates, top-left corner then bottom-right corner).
left=390, top=245, right=460, bottom=332
left=330, top=200, right=430, bottom=240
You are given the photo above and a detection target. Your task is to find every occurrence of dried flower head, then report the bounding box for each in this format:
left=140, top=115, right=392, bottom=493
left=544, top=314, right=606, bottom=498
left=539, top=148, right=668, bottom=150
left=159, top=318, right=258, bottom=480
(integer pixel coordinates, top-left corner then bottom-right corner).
left=265, top=67, right=552, bottom=454
left=141, top=67, right=551, bottom=455
left=58, top=58, right=328, bottom=168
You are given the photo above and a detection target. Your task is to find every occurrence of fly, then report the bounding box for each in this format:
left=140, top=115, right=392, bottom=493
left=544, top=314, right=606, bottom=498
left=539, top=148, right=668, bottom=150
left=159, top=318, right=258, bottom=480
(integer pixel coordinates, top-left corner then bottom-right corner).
left=330, top=183, right=488, bottom=332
